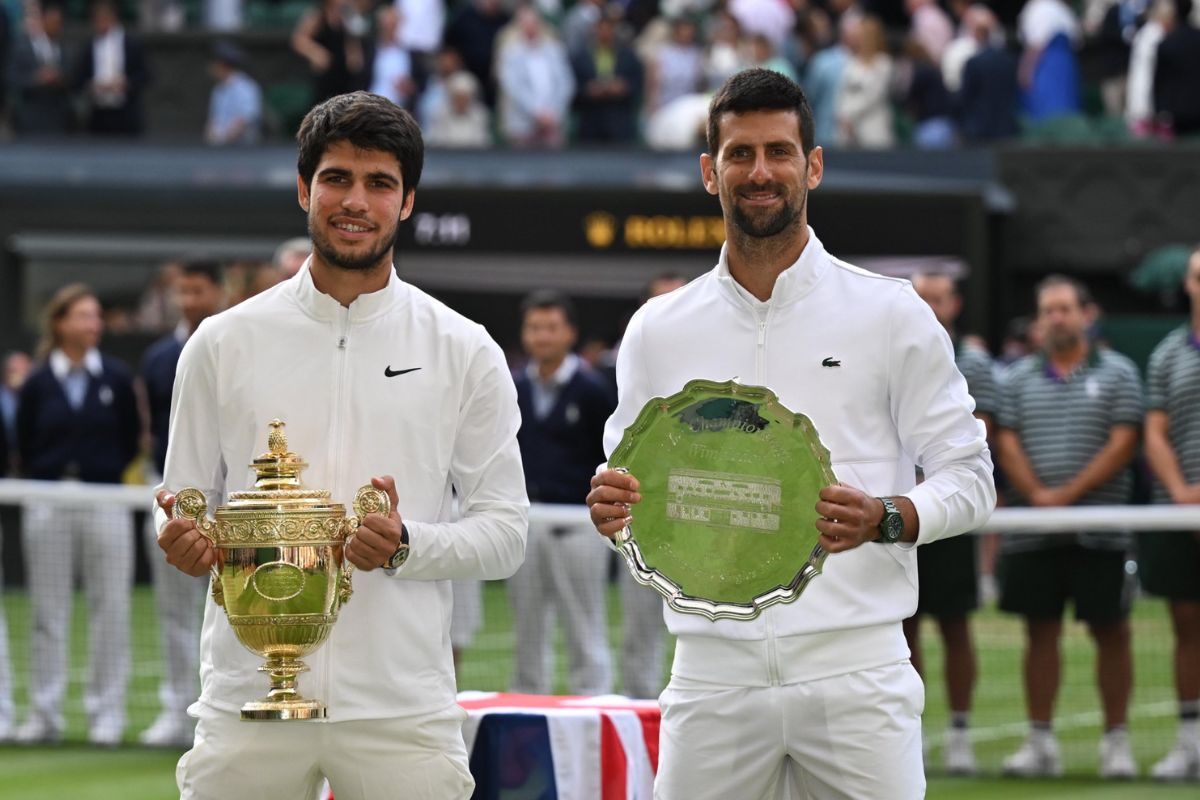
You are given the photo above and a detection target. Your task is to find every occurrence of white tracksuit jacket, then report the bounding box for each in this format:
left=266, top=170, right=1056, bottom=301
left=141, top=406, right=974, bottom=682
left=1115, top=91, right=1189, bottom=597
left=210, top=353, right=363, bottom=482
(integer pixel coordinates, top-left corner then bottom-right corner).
left=156, top=262, right=528, bottom=721
left=603, top=229, right=995, bottom=681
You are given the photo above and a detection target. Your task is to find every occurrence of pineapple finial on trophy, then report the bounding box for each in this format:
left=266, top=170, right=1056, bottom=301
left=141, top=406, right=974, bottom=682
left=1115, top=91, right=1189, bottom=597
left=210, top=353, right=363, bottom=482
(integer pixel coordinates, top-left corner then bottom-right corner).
left=268, top=419, right=288, bottom=455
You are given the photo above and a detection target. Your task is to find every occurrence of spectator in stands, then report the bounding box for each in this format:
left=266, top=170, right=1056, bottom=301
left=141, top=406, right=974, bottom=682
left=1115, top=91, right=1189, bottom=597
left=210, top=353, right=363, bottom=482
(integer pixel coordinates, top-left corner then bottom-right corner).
left=570, top=11, right=643, bottom=143
left=957, top=5, right=1020, bottom=143
left=444, top=0, right=511, bottom=109
left=205, top=0, right=242, bottom=31
left=941, top=4, right=991, bottom=93
left=416, top=45, right=465, bottom=129
left=74, top=0, right=150, bottom=136
left=645, top=15, right=704, bottom=116
left=1126, top=0, right=1170, bottom=137
left=0, top=1, right=10, bottom=128
left=805, top=9, right=859, bottom=146
left=273, top=237, right=311, bottom=278
left=205, top=41, right=262, bottom=145
left=613, top=272, right=686, bottom=700
left=562, top=0, right=606, bottom=55
left=996, top=275, right=1142, bottom=779
left=393, top=0, right=445, bottom=87
left=509, top=290, right=614, bottom=696
left=1017, top=0, right=1083, bottom=121
left=10, top=1, right=71, bottom=136
left=291, top=0, right=371, bottom=105
left=138, top=260, right=225, bottom=748
left=906, top=0, right=955, bottom=62
left=497, top=5, right=574, bottom=148
left=1153, top=0, right=1200, bottom=137
left=901, top=38, right=957, bottom=147
left=369, top=5, right=415, bottom=108
left=425, top=70, right=493, bottom=147
left=728, top=0, right=794, bottom=51
left=703, top=10, right=748, bottom=91
left=903, top=272, right=997, bottom=775
left=747, top=32, right=798, bottom=81
left=1141, top=246, right=1200, bottom=781
left=15, top=284, right=140, bottom=746
left=836, top=14, right=895, bottom=148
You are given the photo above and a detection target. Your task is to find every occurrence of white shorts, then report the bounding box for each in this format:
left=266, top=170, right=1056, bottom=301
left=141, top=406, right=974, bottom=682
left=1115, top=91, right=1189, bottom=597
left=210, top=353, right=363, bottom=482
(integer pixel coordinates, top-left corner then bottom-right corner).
left=176, top=705, right=474, bottom=800
left=654, top=661, right=925, bottom=800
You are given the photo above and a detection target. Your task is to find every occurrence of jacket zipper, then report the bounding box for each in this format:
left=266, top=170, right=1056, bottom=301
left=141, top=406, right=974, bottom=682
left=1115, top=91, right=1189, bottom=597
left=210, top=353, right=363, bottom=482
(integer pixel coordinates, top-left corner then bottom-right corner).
left=756, top=306, right=777, bottom=681
left=323, top=308, right=351, bottom=716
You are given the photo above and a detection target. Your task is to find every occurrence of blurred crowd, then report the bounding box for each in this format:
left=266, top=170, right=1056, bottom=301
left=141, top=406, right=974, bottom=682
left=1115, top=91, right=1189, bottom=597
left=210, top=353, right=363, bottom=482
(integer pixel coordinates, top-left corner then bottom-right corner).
left=2, top=0, right=1199, bottom=145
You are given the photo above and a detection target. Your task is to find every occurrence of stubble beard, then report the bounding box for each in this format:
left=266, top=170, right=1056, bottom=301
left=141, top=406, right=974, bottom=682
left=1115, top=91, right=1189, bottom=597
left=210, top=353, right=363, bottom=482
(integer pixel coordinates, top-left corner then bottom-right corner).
left=308, top=214, right=400, bottom=273
left=725, top=179, right=807, bottom=241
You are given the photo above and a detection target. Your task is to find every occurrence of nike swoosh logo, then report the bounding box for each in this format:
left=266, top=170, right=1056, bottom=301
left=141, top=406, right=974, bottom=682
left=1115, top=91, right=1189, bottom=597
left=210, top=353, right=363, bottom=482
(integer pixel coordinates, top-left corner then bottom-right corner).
left=384, top=366, right=422, bottom=377
left=821, top=357, right=841, bottom=367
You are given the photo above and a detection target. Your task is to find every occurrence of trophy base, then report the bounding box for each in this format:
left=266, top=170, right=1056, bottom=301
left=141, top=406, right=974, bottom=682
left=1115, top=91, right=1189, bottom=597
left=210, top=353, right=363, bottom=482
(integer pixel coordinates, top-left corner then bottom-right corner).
left=240, top=699, right=327, bottom=721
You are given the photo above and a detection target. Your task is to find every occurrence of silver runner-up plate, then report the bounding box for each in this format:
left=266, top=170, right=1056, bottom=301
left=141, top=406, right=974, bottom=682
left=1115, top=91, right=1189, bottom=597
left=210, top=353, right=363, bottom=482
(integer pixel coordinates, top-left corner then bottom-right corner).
left=609, top=379, right=837, bottom=621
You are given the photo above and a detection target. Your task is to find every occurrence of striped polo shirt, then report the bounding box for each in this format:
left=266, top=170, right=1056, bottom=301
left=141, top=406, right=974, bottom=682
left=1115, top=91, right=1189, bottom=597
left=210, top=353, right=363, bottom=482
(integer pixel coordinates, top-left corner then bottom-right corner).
left=956, top=339, right=999, bottom=418
left=997, top=347, right=1145, bottom=551
left=1146, top=325, right=1200, bottom=502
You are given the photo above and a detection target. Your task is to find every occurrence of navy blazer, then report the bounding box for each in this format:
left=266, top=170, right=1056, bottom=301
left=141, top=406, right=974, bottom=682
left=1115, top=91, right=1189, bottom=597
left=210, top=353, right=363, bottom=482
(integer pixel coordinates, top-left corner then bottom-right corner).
left=16, top=354, right=140, bottom=483
left=141, top=332, right=184, bottom=475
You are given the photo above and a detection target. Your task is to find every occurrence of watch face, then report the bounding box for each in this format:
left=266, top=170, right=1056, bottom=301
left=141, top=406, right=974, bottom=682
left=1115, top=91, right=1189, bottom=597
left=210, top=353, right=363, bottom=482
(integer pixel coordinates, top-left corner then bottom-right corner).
left=883, top=514, right=903, bottom=542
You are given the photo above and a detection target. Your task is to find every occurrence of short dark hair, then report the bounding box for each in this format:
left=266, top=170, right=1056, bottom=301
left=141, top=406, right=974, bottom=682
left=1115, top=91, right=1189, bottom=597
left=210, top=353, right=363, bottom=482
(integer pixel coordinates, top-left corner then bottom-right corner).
left=296, top=92, right=424, bottom=195
left=707, top=68, right=816, bottom=156
left=520, top=289, right=578, bottom=329
left=1035, top=274, right=1093, bottom=309
left=180, top=258, right=223, bottom=285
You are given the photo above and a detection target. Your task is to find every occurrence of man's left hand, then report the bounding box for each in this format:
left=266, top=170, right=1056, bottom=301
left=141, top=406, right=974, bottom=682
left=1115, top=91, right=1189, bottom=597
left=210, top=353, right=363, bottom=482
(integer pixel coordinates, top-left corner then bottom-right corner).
left=346, top=475, right=404, bottom=571
left=814, top=483, right=883, bottom=553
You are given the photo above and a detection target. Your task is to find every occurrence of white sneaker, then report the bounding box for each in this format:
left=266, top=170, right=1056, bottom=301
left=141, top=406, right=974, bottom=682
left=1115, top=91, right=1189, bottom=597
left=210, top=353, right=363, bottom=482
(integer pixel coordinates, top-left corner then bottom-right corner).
left=88, top=720, right=125, bottom=748
left=1099, top=728, right=1137, bottom=779
left=14, top=717, right=62, bottom=745
left=943, top=727, right=978, bottom=776
left=1003, top=732, right=1062, bottom=777
left=1150, top=738, right=1200, bottom=781
left=138, top=712, right=194, bottom=748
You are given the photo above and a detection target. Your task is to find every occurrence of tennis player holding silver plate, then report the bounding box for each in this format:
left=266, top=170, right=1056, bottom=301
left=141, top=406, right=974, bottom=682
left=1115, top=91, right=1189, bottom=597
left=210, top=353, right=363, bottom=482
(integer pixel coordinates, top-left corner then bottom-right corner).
left=586, top=69, right=995, bottom=800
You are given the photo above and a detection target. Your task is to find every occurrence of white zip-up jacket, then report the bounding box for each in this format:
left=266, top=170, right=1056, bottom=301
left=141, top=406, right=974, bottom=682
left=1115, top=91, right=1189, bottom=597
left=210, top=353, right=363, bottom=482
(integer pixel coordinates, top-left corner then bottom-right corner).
left=157, top=262, right=528, bottom=721
left=604, top=230, right=995, bottom=679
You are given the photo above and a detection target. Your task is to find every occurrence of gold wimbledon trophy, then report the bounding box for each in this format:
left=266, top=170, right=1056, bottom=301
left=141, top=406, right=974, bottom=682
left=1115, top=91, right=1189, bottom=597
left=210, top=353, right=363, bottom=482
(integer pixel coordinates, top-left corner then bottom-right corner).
left=172, top=419, right=389, bottom=721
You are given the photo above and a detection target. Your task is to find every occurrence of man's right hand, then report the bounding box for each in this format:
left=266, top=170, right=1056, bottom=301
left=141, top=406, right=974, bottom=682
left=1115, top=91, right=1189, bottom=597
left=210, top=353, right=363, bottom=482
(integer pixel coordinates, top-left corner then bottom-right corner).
left=155, top=490, right=216, bottom=577
left=586, top=469, right=642, bottom=539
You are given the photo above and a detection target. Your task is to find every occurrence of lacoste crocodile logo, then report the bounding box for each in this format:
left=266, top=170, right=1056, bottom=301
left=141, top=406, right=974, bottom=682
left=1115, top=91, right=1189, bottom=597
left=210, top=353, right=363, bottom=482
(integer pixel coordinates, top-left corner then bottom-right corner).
left=821, top=357, right=841, bottom=367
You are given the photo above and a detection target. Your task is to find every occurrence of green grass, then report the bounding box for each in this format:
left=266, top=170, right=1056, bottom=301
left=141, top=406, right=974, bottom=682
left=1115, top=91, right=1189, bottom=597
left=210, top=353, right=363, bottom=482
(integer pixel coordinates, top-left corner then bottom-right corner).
left=0, top=584, right=1193, bottom=797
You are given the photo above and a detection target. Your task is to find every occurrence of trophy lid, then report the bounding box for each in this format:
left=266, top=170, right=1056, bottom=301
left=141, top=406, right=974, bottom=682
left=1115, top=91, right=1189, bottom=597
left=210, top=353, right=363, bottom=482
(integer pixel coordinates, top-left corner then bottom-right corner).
left=224, top=419, right=336, bottom=510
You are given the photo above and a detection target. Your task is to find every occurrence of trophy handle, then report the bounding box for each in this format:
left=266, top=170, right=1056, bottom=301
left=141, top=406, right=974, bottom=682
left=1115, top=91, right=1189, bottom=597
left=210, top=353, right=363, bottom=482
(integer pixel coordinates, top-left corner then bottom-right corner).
left=341, top=484, right=392, bottom=605
left=172, top=487, right=225, bottom=608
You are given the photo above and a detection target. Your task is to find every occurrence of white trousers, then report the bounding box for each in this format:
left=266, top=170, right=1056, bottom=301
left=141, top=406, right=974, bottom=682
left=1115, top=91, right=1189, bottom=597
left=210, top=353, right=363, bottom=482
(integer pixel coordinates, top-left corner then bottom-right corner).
left=22, top=502, right=132, bottom=734
left=655, top=662, right=926, bottom=800
left=618, top=566, right=667, bottom=699
left=144, top=515, right=207, bottom=718
left=509, top=519, right=612, bottom=695
left=177, top=705, right=475, bottom=800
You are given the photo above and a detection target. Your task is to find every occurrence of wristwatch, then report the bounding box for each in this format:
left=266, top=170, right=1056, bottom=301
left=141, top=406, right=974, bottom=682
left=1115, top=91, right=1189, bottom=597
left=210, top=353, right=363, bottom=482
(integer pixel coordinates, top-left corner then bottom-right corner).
left=383, top=524, right=411, bottom=571
left=875, top=497, right=904, bottom=544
